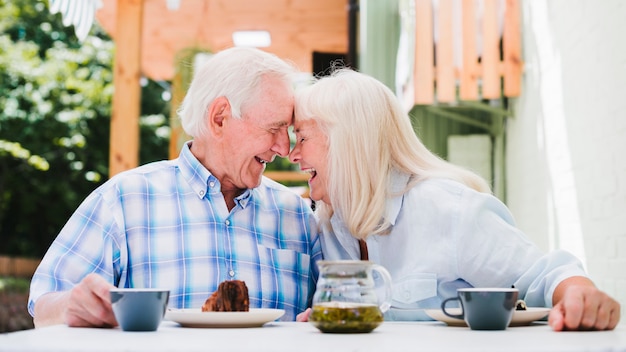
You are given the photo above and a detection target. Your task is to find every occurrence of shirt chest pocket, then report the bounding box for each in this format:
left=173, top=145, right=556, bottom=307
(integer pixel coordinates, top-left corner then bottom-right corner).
left=254, top=246, right=312, bottom=318
left=392, top=273, right=437, bottom=305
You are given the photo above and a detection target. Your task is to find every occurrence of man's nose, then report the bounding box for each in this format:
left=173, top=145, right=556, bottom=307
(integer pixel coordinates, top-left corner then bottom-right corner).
left=273, top=128, right=291, bottom=157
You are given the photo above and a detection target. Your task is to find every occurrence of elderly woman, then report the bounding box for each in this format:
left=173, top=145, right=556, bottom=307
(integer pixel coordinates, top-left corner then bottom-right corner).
left=290, top=68, right=620, bottom=331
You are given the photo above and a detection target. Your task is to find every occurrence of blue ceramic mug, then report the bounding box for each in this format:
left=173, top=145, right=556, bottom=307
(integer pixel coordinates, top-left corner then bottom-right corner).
left=441, top=287, right=518, bottom=330
left=110, top=288, right=170, bottom=331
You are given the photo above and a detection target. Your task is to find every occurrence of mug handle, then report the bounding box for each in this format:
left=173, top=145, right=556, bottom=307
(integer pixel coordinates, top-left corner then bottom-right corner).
left=372, top=264, right=393, bottom=313
left=441, top=297, right=465, bottom=320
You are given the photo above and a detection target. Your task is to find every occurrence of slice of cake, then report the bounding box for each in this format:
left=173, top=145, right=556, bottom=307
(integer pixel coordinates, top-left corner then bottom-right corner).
left=202, top=280, right=249, bottom=312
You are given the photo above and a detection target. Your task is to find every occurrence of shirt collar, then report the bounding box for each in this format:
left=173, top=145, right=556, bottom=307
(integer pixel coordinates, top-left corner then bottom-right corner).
left=234, top=190, right=252, bottom=208
left=177, top=141, right=252, bottom=209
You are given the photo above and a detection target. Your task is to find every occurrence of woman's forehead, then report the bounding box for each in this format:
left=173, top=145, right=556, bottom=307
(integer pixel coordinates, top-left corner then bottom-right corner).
left=293, top=119, right=318, bottom=132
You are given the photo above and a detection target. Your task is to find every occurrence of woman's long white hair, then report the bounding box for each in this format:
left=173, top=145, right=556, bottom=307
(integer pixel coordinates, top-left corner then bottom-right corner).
left=295, top=69, right=491, bottom=239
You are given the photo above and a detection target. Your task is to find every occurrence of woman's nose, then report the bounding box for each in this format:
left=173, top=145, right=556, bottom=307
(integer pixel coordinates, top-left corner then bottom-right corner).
left=289, top=144, right=301, bottom=163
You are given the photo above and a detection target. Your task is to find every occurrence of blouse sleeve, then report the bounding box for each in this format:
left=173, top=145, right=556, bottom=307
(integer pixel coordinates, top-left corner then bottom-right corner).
left=454, top=188, right=587, bottom=307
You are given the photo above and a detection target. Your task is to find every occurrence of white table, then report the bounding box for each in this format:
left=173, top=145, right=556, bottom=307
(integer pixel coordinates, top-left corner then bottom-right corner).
left=2, top=321, right=626, bottom=352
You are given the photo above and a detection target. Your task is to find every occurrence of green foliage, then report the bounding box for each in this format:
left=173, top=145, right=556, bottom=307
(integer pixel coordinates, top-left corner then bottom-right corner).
left=0, top=0, right=170, bottom=257
left=0, top=277, right=31, bottom=294
left=0, top=0, right=81, bottom=54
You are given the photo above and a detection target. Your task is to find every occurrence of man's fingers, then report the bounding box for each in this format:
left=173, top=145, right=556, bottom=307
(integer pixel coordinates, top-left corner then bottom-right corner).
left=84, top=274, right=114, bottom=301
left=65, top=274, right=117, bottom=327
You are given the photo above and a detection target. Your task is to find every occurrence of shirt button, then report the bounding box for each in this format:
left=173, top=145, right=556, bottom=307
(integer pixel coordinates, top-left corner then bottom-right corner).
left=229, top=270, right=235, bottom=277
left=209, top=182, right=215, bottom=188
left=225, top=220, right=230, bottom=226
left=199, top=190, right=205, bottom=196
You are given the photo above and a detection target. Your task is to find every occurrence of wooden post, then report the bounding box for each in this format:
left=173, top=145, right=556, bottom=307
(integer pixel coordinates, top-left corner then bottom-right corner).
left=168, top=63, right=184, bottom=160
left=109, top=0, right=143, bottom=177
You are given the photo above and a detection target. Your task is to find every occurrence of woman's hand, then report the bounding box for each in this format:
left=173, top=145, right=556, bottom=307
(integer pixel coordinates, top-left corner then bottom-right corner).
left=296, top=308, right=312, bottom=322
left=549, top=276, right=620, bottom=331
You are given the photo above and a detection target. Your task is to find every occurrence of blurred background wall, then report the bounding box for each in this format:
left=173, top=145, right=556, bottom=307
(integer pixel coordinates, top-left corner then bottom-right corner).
left=506, top=0, right=626, bottom=316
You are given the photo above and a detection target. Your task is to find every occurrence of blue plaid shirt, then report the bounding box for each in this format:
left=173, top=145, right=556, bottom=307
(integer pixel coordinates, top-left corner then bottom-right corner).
left=29, top=142, right=321, bottom=321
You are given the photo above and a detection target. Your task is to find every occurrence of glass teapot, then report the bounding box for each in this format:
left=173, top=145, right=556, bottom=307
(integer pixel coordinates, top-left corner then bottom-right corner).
left=309, top=260, right=393, bottom=333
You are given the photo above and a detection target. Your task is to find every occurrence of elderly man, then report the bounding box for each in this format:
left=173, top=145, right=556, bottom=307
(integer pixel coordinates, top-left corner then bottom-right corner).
left=29, top=47, right=321, bottom=327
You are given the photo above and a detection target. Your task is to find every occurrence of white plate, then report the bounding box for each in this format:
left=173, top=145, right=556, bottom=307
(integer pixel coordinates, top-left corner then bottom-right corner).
left=164, top=308, right=285, bottom=328
left=424, top=307, right=550, bottom=327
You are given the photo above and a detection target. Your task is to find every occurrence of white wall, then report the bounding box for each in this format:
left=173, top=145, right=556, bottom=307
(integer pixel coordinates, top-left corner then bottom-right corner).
left=507, top=0, right=626, bottom=316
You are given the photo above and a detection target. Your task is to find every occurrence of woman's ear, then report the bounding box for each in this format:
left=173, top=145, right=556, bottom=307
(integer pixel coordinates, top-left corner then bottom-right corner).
left=206, top=96, right=231, bottom=135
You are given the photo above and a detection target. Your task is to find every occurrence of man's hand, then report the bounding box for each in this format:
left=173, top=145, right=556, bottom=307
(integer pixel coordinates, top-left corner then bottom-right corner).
left=548, top=277, right=620, bottom=331
left=65, top=273, right=118, bottom=327
left=34, top=273, right=118, bottom=328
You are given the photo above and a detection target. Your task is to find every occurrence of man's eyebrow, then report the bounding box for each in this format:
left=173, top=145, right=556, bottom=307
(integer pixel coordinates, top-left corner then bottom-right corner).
left=271, top=120, right=290, bottom=128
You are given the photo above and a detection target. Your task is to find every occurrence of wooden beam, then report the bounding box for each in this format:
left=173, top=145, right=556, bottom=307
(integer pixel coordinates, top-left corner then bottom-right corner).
left=425, top=106, right=493, bottom=133
left=95, top=0, right=347, bottom=81
left=109, top=0, right=143, bottom=177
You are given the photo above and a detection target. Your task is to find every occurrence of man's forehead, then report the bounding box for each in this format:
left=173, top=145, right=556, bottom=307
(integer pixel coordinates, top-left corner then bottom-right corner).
left=248, top=116, right=291, bottom=131
left=242, top=107, right=291, bottom=127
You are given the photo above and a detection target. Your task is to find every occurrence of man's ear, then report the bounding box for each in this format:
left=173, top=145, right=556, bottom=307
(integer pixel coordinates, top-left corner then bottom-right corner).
left=206, top=96, right=231, bottom=135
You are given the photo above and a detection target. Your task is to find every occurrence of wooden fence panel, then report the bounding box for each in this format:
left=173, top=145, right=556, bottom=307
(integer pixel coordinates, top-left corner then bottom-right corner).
left=504, top=0, right=522, bottom=97
left=414, top=0, right=434, bottom=104
left=481, top=0, right=500, bottom=99
left=436, top=0, right=455, bottom=102
left=460, top=0, right=479, bottom=101
left=0, top=256, right=40, bottom=278
left=413, top=0, right=522, bottom=105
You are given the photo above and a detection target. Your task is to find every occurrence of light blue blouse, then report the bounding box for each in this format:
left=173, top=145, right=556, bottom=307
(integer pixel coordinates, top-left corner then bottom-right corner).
left=320, top=174, right=588, bottom=321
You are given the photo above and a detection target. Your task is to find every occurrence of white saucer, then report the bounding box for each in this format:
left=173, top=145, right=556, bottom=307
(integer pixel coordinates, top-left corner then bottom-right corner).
left=164, top=308, right=285, bottom=328
left=424, top=307, right=550, bottom=327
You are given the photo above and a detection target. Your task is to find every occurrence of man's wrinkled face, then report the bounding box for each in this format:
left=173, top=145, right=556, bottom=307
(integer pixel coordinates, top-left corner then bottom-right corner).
left=219, top=77, right=293, bottom=192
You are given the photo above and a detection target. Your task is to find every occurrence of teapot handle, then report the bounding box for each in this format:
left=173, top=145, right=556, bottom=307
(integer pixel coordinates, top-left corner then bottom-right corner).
left=371, top=264, right=393, bottom=313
